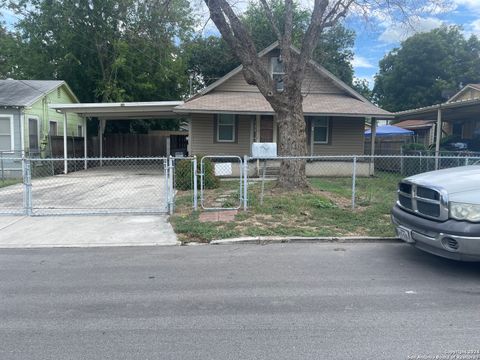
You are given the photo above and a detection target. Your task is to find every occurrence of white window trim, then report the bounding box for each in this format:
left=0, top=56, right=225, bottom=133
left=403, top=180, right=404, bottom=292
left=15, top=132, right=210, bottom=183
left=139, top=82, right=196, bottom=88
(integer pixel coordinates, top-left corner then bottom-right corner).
left=311, top=117, right=329, bottom=145
left=49, top=120, right=58, bottom=136
left=0, top=114, right=15, bottom=152
left=216, top=115, right=236, bottom=143
left=27, top=116, right=41, bottom=152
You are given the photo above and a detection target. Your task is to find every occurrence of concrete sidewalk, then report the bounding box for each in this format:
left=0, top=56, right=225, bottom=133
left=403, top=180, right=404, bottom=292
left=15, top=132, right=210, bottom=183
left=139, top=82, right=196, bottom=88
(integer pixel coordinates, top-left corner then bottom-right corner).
left=0, top=215, right=178, bottom=248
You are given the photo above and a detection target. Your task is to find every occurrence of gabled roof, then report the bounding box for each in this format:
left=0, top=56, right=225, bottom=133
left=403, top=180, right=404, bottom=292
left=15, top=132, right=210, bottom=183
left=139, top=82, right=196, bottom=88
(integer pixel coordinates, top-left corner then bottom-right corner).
left=191, top=41, right=369, bottom=103
left=178, top=42, right=391, bottom=118
left=447, top=84, right=480, bottom=103
left=175, top=91, right=391, bottom=117
left=0, top=80, right=79, bottom=107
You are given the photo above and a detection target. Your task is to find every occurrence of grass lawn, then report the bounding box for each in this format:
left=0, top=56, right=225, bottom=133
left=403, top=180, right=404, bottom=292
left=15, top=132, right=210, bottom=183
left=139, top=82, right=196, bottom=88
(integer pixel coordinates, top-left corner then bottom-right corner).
left=0, top=179, right=22, bottom=188
left=171, top=172, right=402, bottom=243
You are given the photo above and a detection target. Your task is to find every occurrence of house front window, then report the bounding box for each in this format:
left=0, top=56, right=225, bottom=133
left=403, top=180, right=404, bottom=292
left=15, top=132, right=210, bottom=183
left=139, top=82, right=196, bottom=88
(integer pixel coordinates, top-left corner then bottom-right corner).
left=217, top=114, right=236, bottom=142
left=310, top=116, right=329, bottom=144
left=0, top=115, right=14, bottom=152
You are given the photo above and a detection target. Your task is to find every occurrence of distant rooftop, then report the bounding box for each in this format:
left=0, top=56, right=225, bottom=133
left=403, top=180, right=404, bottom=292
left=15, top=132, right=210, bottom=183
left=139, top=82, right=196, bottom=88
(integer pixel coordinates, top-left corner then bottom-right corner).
left=0, top=80, right=66, bottom=107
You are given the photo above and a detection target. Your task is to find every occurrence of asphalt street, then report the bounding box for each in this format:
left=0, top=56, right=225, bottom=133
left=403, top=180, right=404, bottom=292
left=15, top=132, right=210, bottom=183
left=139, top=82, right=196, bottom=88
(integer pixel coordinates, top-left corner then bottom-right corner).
left=1, top=242, right=480, bottom=360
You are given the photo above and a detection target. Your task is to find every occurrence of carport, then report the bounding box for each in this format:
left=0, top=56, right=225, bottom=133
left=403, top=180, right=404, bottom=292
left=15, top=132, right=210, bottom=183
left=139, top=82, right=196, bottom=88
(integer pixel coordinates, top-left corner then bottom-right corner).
left=395, top=98, right=480, bottom=167
left=49, top=101, right=184, bottom=174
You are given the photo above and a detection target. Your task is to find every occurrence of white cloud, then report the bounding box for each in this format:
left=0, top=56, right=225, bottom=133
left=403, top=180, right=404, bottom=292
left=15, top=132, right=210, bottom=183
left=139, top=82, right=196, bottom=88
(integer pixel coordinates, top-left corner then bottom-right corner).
left=351, top=55, right=375, bottom=69
left=463, top=19, right=480, bottom=39
left=453, top=0, right=480, bottom=13
left=378, top=17, right=444, bottom=44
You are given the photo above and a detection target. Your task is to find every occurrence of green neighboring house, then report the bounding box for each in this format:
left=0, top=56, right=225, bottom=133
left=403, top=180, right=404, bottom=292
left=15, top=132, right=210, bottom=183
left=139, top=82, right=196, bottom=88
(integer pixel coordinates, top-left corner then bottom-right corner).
left=0, top=80, right=84, bottom=176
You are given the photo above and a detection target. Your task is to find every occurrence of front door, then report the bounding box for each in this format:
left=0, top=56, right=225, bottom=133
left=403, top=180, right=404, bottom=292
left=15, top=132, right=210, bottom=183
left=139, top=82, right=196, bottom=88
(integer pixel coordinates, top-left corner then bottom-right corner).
left=28, top=118, right=39, bottom=155
left=260, top=115, right=274, bottom=142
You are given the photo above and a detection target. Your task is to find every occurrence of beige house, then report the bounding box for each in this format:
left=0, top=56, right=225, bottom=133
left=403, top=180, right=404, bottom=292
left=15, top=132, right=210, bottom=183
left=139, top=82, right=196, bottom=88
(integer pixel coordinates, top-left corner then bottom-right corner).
left=175, top=43, right=392, bottom=158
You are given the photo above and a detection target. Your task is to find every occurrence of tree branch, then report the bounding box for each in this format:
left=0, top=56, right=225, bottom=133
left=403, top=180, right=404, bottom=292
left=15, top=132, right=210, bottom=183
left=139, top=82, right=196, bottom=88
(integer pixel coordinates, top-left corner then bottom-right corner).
left=259, top=0, right=282, bottom=42
left=297, top=0, right=329, bottom=77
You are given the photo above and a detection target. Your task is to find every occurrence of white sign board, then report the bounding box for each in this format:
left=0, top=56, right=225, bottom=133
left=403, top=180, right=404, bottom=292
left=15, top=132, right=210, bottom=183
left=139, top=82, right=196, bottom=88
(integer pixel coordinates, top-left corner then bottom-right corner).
left=252, top=142, right=277, bottom=158
left=215, top=162, right=232, bottom=176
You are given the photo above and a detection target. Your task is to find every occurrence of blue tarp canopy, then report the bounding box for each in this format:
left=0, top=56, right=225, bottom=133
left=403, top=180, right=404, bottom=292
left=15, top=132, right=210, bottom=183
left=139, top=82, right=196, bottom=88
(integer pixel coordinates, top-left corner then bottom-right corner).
left=365, top=125, right=414, bottom=137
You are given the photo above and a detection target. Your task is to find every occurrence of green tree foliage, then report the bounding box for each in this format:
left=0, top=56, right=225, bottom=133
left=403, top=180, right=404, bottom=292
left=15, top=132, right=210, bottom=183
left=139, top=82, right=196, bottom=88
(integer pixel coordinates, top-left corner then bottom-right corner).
left=6, top=0, right=195, bottom=102
left=352, top=78, right=373, bottom=100
left=183, top=36, right=239, bottom=93
left=373, top=26, right=480, bottom=112
left=0, top=25, right=18, bottom=78
left=183, top=0, right=355, bottom=88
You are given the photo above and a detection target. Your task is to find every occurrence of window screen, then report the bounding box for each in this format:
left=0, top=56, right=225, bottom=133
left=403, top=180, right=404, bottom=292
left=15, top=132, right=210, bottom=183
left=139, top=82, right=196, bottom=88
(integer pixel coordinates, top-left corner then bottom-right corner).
left=217, top=114, right=235, bottom=142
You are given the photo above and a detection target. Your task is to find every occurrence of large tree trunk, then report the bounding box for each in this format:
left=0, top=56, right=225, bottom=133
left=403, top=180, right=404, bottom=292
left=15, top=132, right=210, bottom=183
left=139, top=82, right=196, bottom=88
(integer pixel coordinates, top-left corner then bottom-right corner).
left=275, top=101, right=309, bottom=189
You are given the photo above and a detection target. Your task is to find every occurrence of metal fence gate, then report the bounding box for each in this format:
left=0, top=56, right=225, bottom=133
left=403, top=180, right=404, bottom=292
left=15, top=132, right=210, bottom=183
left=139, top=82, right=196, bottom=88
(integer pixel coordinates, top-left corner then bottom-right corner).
left=200, top=156, right=243, bottom=210
left=0, top=157, right=175, bottom=216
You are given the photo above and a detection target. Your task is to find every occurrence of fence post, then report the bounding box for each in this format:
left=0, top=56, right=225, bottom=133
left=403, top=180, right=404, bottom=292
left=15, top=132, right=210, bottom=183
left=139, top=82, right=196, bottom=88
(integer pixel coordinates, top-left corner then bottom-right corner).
left=1, top=152, right=4, bottom=182
left=400, top=147, right=404, bottom=176
left=193, top=156, right=198, bottom=211
left=351, top=156, right=357, bottom=210
left=168, top=156, right=174, bottom=215
left=243, top=155, right=248, bottom=211
left=465, top=157, right=470, bottom=167
left=24, top=159, right=32, bottom=216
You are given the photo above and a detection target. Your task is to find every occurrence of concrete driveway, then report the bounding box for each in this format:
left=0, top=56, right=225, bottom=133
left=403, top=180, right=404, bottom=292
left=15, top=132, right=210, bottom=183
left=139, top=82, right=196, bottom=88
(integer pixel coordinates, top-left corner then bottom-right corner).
left=0, top=164, right=168, bottom=215
left=0, top=215, right=178, bottom=248
left=0, top=164, right=178, bottom=247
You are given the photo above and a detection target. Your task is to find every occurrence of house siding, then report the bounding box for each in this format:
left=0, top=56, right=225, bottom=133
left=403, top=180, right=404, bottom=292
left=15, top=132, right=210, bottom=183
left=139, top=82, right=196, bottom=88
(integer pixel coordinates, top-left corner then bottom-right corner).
left=453, top=88, right=480, bottom=102
left=312, top=117, right=365, bottom=155
left=190, top=113, right=253, bottom=155
left=302, top=66, right=344, bottom=94
left=215, top=60, right=343, bottom=95
left=190, top=114, right=364, bottom=156
left=24, top=84, right=83, bottom=154
left=215, top=72, right=258, bottom=92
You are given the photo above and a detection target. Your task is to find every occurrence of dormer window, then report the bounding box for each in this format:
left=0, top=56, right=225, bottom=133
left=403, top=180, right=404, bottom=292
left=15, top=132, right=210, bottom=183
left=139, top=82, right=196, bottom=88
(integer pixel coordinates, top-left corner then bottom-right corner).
left=271, top=57, right=285, bottom=93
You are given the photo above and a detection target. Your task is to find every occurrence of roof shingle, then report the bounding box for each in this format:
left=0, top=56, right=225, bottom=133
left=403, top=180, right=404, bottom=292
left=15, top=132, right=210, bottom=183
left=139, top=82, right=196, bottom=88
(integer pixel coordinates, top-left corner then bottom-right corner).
left=176, top=91, right=391, bottom=117
left=0, top=80, right=65, bottom=107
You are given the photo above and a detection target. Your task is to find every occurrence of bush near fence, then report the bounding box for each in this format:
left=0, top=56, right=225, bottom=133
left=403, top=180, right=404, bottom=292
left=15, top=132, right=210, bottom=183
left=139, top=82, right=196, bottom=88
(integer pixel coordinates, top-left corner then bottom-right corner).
left=175, top=157, right=220, bottom=191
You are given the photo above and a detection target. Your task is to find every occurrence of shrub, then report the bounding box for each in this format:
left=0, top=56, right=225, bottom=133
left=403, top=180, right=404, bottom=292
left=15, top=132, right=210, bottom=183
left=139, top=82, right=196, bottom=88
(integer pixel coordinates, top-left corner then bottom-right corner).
left=202, top=158, right=221, bottom=189
left=175, top=159, right=193, bottom=190
left=175, top=157, right=220, bottom=191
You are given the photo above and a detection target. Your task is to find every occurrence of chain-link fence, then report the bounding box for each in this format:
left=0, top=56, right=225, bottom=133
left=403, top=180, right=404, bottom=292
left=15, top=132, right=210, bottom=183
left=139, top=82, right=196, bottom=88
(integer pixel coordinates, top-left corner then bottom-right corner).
left=200, top=156, right=243, bottom=210
left=243, top=155, right=480, bottom=211
left=2, top=154, right=479, bottom=216
left=0, top=157, right=176, bottom=216
left=28, top=157, right=169, bottom=215
left=171, top=157, right=197, bottom=214
left=0, top=153, right=25, bottom=215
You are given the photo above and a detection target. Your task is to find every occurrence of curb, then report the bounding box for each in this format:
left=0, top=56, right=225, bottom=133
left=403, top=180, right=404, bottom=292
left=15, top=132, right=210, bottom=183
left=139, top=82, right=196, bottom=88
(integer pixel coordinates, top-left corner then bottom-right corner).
left=210, top=236, right=401, bottom=245
left=0, top=241, right=182, bottom=249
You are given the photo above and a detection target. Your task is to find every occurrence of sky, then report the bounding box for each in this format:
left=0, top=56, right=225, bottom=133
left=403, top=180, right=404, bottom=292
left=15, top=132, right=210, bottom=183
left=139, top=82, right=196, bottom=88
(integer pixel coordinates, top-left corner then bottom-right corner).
left=2, top=0, right=480, bottom=89
left=348, top=0, right=480, bottom=88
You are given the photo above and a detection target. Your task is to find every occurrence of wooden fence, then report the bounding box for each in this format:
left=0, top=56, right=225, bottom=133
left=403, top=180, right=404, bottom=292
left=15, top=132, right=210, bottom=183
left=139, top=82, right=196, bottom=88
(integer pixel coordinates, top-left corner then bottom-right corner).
left=49, top=133, right=187, bottom=158
left=49, top=136, right=85, bottom=158
left=89, top=133, right=169, bottom=157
